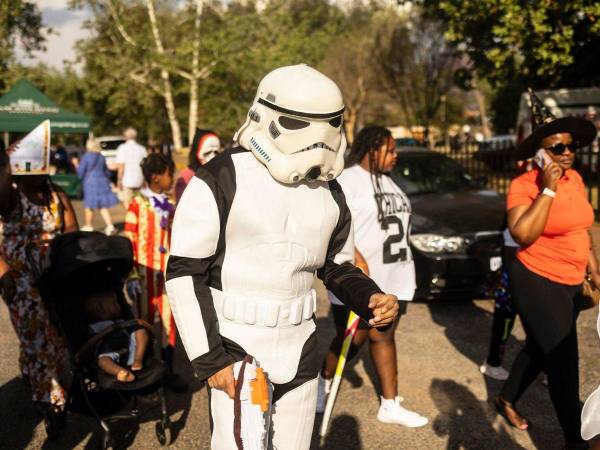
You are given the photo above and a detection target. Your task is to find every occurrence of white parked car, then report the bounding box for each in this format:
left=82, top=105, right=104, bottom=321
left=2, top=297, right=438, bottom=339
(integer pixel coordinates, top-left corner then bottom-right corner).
left=97, top=136, right=125, bottom=172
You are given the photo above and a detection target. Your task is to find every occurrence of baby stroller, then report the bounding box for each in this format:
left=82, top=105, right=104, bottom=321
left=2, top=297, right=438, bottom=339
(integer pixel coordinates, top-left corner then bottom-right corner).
left=38, top=231, right=172, bottom=449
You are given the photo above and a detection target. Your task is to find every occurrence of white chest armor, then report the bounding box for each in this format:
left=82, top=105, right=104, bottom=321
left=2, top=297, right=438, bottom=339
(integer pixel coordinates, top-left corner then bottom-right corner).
left=222, top=153, right=340, bottom=299
left=215, top=153, right=341, bottom=383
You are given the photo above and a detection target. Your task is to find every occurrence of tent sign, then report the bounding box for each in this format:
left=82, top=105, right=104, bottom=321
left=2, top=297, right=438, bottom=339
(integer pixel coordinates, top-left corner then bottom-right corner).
left=0, top=99, right=60, bottom=114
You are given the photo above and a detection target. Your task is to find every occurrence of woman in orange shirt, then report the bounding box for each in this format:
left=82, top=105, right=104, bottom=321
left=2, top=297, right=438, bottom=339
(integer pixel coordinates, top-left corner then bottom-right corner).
left=495, top=90, right=598, bottom=450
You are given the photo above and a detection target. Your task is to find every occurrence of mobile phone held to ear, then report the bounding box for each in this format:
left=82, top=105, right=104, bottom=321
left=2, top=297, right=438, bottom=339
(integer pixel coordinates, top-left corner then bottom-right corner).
left=533, top=149, right=553, bottom=169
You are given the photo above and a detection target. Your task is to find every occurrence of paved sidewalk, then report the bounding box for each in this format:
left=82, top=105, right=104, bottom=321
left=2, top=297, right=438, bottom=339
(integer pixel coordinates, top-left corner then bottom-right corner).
left=0, top=206, right=599, bottom=449
left=1, top=279, right=600, bottom=449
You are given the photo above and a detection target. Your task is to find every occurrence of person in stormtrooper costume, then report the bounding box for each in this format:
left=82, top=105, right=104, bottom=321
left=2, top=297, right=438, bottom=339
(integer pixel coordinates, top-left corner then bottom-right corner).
left=165, top=64, right=399, bottom=449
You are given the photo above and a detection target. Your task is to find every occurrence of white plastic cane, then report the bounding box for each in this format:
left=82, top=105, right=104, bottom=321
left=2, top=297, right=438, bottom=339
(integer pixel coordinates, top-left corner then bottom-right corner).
left=319, top=310, right=360, bottom=439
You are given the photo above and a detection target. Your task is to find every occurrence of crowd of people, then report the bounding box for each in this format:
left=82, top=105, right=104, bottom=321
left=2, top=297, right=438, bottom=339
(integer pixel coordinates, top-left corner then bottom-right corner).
left=0, top=65, right=599, bottom=450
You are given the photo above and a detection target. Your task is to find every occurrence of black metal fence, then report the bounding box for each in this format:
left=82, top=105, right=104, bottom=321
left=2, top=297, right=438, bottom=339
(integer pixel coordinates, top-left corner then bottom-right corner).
left=432, top=139, right=600, bottom=216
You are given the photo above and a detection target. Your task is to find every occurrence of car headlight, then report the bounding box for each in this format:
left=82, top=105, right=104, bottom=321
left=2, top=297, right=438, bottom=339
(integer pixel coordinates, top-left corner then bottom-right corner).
left=410, top=234, right=467, bottom=254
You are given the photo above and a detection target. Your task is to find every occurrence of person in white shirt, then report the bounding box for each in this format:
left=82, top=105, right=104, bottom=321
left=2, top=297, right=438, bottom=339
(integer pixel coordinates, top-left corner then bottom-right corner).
left=317, top=125, right=428, bottom=428
left=116, top=127, right=147, bottom=207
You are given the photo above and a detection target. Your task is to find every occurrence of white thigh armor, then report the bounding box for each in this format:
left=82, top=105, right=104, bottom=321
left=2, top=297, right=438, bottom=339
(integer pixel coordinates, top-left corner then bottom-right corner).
left=211, top=375, right=317, bottom=450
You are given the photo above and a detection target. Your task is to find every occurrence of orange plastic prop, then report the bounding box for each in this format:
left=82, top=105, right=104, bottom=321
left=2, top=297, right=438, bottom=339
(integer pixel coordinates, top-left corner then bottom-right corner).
left=250, top=368, right=270, bottom=412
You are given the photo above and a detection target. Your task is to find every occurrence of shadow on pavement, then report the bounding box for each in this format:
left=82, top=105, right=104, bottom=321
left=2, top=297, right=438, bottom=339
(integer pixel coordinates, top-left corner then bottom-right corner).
left=430, top=378, right=524, bottom=450
left=427, top=298, right=499, bottom=368
left=0, top=336, right=198, bottom=449
left=426, top=299, right=525, bottom=401
left=0, top=377, right=44, bottom=449
left=311, top=414, right=362, bottom=450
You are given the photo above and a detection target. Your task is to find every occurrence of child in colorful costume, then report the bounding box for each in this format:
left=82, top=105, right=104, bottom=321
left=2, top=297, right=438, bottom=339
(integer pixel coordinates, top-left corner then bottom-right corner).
left=124, top=153, right=186, bottom=391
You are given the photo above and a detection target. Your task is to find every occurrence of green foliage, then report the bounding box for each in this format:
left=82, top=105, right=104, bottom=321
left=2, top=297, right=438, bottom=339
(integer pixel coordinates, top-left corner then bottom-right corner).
left=3, top=1, right=506, bottom=140
left=374, top=9, right=464, bottom=130
left=0, top=0, right=46, bottom=88
left=65, top=0, right=349, bottom=141
left=422, top=0, right=600, bottom=131
left=424, top=0, right=600, bottom=88
left=196, top=0, right=349, bottom=138
left=72, top=2, right=178, bottom=140
left=1, top=64, right=84, bottom=113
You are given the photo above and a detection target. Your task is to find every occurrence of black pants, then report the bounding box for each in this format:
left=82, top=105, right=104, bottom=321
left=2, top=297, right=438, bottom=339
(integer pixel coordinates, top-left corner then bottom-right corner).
left=486, top=246, right=518, bottom=367
left=500, top=259, right=583, bottom=443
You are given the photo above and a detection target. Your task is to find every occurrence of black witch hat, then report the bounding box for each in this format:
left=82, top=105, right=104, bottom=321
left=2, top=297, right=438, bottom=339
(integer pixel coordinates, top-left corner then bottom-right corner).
left=516, top=88, right=597, bottom=160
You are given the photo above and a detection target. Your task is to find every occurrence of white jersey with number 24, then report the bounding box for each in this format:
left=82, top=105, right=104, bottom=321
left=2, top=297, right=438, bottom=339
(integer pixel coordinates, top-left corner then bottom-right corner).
left=330, top=164, right=416, bottom=304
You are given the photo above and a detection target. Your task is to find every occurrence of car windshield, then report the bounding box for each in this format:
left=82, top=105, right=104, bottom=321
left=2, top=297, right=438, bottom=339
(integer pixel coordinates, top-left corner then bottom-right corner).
left=390, top=154, right=478, bottom=195
left=100, top=140, right=125, bottom=151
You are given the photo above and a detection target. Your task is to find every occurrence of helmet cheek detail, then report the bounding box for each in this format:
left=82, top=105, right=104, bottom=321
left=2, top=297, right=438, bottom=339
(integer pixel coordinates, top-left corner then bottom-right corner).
left=269, top=121, right=281, bottom=140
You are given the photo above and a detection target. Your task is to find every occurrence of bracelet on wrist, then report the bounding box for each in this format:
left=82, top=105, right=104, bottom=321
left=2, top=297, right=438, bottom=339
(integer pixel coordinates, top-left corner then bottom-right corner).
left=542, top=187, right=556, bottom=198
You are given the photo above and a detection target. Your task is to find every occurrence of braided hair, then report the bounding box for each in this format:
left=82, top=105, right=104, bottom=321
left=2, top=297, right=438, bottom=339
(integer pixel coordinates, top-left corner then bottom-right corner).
left=346, top=125, right=393, bottom=223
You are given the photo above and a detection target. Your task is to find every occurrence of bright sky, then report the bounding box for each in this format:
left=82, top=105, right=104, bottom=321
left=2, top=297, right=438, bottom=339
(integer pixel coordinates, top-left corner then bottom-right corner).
left=15, top=0, right=92, bottom=70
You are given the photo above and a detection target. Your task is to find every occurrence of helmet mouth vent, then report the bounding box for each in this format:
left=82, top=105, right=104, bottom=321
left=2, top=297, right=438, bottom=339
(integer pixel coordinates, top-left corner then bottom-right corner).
left=305, top=166, right=322, bottom=182
left=291, top=142, right=335, bottom=155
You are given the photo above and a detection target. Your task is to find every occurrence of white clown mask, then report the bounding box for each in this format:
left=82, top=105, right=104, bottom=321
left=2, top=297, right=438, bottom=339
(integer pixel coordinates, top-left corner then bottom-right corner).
left=235, top=64, right=346, bottom=184
left=197, top=133, right=221, bottom=164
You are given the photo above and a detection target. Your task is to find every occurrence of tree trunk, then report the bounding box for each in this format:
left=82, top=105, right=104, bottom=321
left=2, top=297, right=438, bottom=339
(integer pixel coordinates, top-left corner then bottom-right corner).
left=146, top=0, right=182, bottom=150
left=188, top=0, right=203, bottom=145
left=345, top=107, right=358, bottom=143
left=473, top=86, right=492, bottom=139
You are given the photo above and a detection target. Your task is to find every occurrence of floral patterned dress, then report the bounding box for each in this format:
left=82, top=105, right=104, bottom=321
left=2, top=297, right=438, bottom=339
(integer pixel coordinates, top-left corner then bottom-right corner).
left=0, top=190, right=68, bottom=406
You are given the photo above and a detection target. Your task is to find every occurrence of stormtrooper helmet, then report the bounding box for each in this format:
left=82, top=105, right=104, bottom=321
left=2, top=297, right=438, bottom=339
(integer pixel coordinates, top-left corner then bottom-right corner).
left=234, top=64, right=346, bottom=184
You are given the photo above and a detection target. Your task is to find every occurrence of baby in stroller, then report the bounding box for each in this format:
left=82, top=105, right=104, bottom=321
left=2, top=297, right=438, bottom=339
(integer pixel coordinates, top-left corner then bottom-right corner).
left=39, top=231, right=172, bottom=447
left=82, top=289, right=149, bottom=382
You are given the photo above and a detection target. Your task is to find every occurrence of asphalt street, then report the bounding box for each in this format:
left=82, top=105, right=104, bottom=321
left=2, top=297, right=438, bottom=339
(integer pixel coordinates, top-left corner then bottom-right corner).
left=0, top=201, right=599, bottom=450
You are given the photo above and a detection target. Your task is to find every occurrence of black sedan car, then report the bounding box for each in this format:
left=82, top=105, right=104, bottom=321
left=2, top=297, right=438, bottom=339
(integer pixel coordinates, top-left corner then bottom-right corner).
left=389, top=148, right=505, bottom=299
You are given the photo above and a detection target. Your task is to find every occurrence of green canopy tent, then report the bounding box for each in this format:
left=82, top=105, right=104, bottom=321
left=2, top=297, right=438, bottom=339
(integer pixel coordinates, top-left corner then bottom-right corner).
left=0, top=79, right=90, bottom=134
left=0, top=80, right=91, bottom=198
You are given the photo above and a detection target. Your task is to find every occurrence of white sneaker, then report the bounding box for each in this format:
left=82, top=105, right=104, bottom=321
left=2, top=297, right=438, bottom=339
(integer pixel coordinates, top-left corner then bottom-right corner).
left=316, top=374, right=332, bottom=414
left=479, top=362, right=509, bottom=381
left=104, top=224, right=115, bottom=236
left=377, top=396, right=428, bottom=427
left=81, top=225, right=93, bottom=232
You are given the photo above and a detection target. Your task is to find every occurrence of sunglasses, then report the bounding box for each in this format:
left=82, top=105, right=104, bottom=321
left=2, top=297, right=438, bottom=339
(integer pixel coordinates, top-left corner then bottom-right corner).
left=545, top=142, right=578, bottom=155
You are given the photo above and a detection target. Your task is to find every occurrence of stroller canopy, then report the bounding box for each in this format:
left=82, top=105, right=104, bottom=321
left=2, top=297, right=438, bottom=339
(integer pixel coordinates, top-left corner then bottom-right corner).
left=47, top=231, right=134, bottom=284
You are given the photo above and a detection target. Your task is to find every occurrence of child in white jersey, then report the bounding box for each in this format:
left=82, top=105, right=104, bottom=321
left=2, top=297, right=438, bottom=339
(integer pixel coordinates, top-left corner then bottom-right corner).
left=317, top=125, right=428, bottom=427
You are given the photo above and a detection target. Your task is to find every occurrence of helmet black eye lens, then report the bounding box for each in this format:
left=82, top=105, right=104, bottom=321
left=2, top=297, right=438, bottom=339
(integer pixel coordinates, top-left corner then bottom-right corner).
left=278, top=116, right=310, bottom=130
left=329, top=116, right=342, bottom=128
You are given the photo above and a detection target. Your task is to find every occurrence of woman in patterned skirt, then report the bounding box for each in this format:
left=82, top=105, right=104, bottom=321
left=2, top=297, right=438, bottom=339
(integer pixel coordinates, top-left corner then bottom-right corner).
left=0, top=145, right=78, bottom=435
